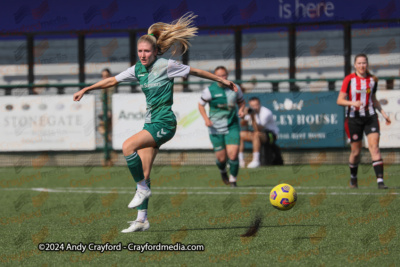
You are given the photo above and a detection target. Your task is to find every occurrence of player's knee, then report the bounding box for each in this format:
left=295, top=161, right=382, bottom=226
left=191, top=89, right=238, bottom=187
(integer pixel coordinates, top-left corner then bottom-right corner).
left=351, top=149, right=361, bottom=157
left=227, top=152, right=238, bottom=161
left=122, top=140, right=135, bottom=155
left=368, top=144, right=379, bottom=154
left=217, top=154, right=227, bottom=163
left=368, top=144, right=378, bottom=150
left=122, top=141, right=129, bottom=153
left=216, top=153, right=226, bottom=162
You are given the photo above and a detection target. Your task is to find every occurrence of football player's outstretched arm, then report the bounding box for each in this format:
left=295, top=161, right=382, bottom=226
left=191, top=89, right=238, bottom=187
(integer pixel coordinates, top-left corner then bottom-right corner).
left=73, top=77, right=118, bottom=101
left=189, top=67, right=238, bottom=92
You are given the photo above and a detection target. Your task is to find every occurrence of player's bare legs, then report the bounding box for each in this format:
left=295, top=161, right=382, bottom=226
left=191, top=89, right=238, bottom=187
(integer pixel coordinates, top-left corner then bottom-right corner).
left=122, top=130, right=156, bottom=211
left=138, top=147, right=159, bottom=180
left=121, top=133, right=158, bottom=233
left=367, top=133, right=381, bottom=161
left=367, top=133, right=387, bottom=189
left=122, top=130, right=157, bottom=156
left=215, top=148, right=227, bottom=163
left=349, top=141, right=362, bottom=164
left=226, top=144, right=239, bottom=161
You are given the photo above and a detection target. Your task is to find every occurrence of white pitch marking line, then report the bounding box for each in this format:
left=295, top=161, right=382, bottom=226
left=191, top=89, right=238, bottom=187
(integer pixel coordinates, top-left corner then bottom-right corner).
left=31, top=186, right=380, bottom=190
left=0, top=187, right=398, bottom=195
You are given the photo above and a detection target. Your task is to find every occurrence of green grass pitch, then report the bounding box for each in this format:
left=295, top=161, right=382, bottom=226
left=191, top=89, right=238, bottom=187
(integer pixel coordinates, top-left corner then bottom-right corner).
left=0, top=164, right=399, bottom=266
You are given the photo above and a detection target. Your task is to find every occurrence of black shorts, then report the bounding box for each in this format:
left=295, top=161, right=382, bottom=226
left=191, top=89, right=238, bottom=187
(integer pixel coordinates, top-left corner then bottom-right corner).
left=345, top=114, right=380, bottom=142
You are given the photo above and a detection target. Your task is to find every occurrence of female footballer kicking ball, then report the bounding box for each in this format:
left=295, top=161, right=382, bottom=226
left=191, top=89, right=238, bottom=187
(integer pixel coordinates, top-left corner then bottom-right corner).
left=337, top=53, right=391, bottom=189
left=73, top=13, right=238, bottom=233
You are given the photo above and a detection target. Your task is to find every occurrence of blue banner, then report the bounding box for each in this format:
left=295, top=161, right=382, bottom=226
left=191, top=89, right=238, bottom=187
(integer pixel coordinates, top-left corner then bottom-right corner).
left=243, top=92, right=346, bottom=148
left=0, top=0, right=398, bottom=37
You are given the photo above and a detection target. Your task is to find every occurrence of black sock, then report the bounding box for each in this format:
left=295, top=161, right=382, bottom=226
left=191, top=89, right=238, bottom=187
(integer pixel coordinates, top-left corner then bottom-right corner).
left=372, top=159, right=384, bottom=182
left=349, top=163, right=358, bottom=179
left=216, top=160, right=227, bottom=172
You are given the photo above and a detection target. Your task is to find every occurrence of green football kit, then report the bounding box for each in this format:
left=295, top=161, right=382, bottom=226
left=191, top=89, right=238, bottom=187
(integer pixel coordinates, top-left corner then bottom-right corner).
left=116, top=58, right=190, bottom=147
left=117, top=58, right=190, bottom=211
left=199, top=82, right=244, bottom=151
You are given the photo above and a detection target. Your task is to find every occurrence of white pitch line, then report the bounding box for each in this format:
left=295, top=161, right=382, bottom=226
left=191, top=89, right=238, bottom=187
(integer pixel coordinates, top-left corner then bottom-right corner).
left=0, top=187, right=398, bottom=195
left=21, top=186, right=383, bottom=190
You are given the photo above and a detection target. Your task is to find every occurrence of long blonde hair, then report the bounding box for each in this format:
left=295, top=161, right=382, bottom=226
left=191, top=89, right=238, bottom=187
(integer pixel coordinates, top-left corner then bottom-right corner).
left=138, top=12, right=198, bottom=56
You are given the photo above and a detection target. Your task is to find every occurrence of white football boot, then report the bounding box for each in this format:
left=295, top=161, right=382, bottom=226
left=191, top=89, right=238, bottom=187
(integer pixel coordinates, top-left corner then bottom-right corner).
left=127, top=189, right=152, bottom=208
left=121, top=220, right=150, bottom=233
left=247, top=161, right=260, bottom=168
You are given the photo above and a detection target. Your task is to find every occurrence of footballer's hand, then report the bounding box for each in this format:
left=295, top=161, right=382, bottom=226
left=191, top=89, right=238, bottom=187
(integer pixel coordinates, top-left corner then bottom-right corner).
left=385, top=116, right=391, bottom=125
left=73, top=89, right=87, bottom=101
left=221, top=79, right=238, bottom=92
left=352, top=101, right=362, bottom=108
left=205, top=119, right=213, bottom=127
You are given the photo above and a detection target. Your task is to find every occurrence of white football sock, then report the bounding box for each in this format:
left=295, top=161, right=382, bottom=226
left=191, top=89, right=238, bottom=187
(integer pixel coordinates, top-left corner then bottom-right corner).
left=238, top=152, right=244, bottom=161
left=229, top=174, right=237, bottom=182
left=137, top=179, right=149, bottom=191
left=377, top=178, right=384, bottom=183
left=136, top=210, right=147, bottom=222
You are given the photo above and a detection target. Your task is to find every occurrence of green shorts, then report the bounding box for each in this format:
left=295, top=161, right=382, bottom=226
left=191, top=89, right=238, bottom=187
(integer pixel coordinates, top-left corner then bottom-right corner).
left=143, top=123, right=176, bottom=148
left=209, top=126, right=240, bottom=152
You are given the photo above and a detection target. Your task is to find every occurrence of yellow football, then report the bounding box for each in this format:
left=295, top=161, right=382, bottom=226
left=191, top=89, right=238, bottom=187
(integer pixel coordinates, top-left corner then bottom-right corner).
left=270, top=183, right=297, bottom=211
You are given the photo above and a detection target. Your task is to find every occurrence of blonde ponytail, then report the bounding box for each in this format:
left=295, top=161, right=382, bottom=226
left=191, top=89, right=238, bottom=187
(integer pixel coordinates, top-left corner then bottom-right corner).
left=138, top=12, right=198, bottom=56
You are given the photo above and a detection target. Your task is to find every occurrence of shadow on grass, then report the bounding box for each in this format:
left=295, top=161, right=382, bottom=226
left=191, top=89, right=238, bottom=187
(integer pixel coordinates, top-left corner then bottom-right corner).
left=149, top=224, right=325, bottom=232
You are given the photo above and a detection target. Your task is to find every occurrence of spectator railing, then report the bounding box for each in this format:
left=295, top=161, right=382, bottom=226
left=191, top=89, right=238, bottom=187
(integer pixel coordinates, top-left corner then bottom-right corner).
left=1, top=76, right=398, bottom=163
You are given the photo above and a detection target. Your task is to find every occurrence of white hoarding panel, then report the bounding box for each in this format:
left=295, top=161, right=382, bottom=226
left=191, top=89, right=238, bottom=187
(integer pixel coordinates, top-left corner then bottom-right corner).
left=0, top=95, right=96, bottom=151
left=112, top=93, right=212, bottom=150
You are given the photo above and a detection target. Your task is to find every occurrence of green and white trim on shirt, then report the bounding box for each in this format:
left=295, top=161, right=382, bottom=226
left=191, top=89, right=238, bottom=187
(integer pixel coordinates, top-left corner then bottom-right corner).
left=115, top=58, right=190, bottom=126
left=199, top=82, right=244, bottom=135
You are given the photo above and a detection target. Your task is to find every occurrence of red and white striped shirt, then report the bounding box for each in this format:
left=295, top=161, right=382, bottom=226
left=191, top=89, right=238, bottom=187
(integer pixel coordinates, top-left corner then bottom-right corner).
left=340, top=73, right=378, bottom=118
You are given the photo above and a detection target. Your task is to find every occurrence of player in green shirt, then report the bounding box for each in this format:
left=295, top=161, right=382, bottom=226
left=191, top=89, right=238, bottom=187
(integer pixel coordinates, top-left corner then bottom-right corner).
left=73, top=13, right=238, bottom=233
left=198, top=66, right=245, bottom=187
